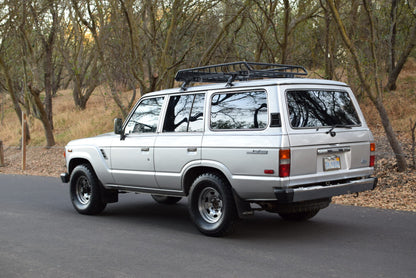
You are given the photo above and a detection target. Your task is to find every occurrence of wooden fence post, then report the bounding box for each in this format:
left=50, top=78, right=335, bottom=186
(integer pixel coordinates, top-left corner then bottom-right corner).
left=22, top=112, right=27, bottom=171
left=0, top=140, right=4, bottom=167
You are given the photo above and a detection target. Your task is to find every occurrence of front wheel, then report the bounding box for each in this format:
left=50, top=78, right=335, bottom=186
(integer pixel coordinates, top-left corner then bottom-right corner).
left=69, top=164, right=106, bottom=215
left=188, top=173, right=237, bottom=237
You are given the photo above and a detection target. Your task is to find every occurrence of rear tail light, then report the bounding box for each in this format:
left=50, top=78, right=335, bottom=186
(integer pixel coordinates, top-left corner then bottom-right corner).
left=279, top=149, right=291, bottom=177
left=369, top=143, right=375, bottom=167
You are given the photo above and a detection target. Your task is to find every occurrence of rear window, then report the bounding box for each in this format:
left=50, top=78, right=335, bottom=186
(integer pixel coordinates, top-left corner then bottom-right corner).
left=287, top=90, right=361, bottom=128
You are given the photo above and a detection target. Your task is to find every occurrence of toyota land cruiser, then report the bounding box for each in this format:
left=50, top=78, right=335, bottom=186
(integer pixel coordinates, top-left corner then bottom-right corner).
left=61, top=62, right=377, bottom=236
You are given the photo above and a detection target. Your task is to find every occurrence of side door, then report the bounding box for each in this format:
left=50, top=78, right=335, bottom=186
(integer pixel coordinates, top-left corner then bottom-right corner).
left=110, top=97, right=164, bottom=188
left=154, top=93, right=205, bottom=190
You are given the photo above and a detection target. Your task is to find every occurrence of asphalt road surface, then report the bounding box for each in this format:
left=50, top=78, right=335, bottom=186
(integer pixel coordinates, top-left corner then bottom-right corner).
left=0, top=174, right=415, bottom=278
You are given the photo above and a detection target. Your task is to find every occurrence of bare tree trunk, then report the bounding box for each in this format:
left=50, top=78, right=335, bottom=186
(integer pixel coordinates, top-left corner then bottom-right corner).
left=281, top=0, right=290, bottom=64
left=386, top=22, right=416, bottom=91
left=44, top=43, right=54, bottom=129
left=373, top=98, right=407, bottom=171
left=388, top=0, right=398, bottom=78
left=28, top=84, right=55, bottom=147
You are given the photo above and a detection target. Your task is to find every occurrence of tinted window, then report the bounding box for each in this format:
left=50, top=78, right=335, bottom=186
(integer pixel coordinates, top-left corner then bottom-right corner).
left=211, top=91, right=268, bottom=130
left=163, top=94, right=205, bottom=132
left=188, top=94, right=205, bottom=132
left=125, top=97, right=164, bottom=134
left=287, top=90, right=360, bottom=128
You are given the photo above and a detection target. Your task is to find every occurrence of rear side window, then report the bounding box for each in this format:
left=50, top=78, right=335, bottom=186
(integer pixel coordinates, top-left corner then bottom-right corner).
left=211, top=90, right=268, bottom=130
left=163, top=93, right=205, bottom=132
left=287, top=90, right=361, bottom=128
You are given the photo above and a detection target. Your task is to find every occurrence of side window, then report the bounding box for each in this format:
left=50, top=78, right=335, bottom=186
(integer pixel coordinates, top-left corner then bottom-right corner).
left=125, top=97, right=164, bottom=134
left=163, top=94, right=205, bottom=132
left=188, top=94, right=205, bottom=132
left=211, top=90, right=268, bottom=130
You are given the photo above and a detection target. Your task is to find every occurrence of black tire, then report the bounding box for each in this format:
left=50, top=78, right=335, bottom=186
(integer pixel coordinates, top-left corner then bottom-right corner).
left=151, top=194, right=182, bottom=205
left=69, top=164, right=106, bottom=215
left=278, top=209, right=320, bottom=221
left=188, top=173, right=237, bottom=237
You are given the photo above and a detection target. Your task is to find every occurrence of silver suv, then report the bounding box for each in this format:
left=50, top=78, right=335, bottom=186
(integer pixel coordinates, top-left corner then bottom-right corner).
left=61, top=62, right=377, bottom=236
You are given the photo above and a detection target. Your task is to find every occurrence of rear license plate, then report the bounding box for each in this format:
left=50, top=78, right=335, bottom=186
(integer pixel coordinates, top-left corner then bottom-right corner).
left=324, top=156, right=341, bottom=171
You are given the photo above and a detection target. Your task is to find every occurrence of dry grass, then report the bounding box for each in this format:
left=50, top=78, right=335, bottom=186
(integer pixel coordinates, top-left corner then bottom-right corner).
left=0, top=87, right=138, bottom=147
left=359, top=58, right=416, bottom=134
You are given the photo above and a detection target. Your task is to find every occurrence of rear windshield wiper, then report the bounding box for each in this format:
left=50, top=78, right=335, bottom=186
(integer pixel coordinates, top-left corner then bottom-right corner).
left=321, top=124, right=352, bottom=137
left=316, top=124, right=353, bottom=132
left=326, top=124, right=352, bottom=134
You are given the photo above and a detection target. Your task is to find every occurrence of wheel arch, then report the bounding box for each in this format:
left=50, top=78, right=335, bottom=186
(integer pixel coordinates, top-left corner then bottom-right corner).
left=68, top=158, right=94, bottom=176
left=183, top=166, right=231, bottom=196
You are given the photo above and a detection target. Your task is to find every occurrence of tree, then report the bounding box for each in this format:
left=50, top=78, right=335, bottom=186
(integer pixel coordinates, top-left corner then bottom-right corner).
left=19, top=0, right=62, bottom=147
left=0, top=0, right=31, bottom=144
left=247, top=0, right=321, bottom=63
left=72, top=0, right=137, bottom=118
left=327, top=0, right=416, bottom=171
left=59, top=5, right=101, bottom=110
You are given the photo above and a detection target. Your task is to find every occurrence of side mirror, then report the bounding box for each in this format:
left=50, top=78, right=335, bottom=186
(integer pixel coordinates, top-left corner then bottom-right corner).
left=114, top=118, right=123, bottom=135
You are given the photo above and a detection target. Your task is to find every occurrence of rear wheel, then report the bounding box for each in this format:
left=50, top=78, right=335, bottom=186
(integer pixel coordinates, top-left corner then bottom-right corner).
left=278, top=209, right=320, bottom=221
left=276, top=198, right=331, bottom=221
left=151, top=195, right=182, bottom=205
left=188, top=173, right=237, bottom=237
left=70, top=164, right=106, bottom=215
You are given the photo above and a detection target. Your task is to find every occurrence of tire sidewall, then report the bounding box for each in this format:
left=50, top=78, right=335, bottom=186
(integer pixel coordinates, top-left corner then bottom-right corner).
left=70, top=164, right=105, bottom=215
left=188, top=173, right=236, bottom=236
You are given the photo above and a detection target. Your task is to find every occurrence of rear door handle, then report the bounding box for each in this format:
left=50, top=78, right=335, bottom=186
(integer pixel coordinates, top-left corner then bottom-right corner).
left=187, top=147, right=197, bottom=152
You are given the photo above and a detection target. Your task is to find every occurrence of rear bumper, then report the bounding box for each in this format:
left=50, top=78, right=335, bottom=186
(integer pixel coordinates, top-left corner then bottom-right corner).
left=274, top=177, right=377, bottom=203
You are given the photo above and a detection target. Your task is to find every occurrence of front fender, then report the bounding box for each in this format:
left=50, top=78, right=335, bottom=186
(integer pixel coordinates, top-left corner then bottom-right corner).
left=66, top=145, right=115, bottom=185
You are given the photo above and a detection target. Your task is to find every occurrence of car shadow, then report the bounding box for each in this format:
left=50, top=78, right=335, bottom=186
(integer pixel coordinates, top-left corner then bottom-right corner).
left=99, top=195, right=371, bottom=241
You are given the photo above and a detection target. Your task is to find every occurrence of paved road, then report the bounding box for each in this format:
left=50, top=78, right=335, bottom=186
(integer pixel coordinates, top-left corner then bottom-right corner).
left=0, top=174, right=415, bottom=278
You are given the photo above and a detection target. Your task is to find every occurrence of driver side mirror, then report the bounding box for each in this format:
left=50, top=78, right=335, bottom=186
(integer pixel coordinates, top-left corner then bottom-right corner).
left=114, top=118, right=123, bottom=135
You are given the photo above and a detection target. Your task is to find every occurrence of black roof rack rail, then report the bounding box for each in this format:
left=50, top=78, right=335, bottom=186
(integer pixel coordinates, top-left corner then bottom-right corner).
left=175, top=61, right=307, bottom=90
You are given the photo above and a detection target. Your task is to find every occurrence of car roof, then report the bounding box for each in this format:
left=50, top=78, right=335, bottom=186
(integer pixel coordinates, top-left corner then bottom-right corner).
left=144, top=78, right=349, bottom=97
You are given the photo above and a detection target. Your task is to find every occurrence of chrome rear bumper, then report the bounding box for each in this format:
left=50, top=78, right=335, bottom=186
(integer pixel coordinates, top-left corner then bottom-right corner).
left=274, top=177, right=377, bottom=203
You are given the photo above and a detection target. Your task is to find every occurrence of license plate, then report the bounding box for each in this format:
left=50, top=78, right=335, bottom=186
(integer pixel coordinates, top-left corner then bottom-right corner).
left=323, top=156, right=341, bottom=171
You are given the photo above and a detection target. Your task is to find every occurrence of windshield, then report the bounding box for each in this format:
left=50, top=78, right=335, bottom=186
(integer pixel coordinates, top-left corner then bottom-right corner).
left=286, top=90, right=361, bottom=128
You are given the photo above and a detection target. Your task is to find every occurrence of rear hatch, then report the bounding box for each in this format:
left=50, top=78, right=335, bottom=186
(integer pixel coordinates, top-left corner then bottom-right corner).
left=282, top=86, right=374, bottom=186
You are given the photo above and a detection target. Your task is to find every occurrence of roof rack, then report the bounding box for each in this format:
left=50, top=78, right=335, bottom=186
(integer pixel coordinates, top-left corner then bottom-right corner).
left=175, top=61, right=308, bottom=90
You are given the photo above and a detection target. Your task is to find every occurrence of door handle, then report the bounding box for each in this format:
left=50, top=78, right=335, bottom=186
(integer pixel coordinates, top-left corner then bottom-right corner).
left=187, top=147, right=197, bottom=152
left=141, top=147, right=150, bottom=152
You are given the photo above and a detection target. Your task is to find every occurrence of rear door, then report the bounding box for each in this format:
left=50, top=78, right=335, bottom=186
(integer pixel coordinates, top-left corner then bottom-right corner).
left=282, top=85, right=373, bottom=186
left=202, top=88, right=281, bottom=199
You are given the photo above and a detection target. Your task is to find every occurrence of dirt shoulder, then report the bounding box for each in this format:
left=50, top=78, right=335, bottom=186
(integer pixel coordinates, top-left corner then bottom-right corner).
left=0, top=143, right=415, bottom=212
